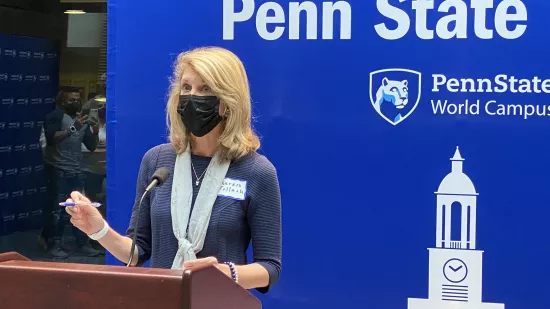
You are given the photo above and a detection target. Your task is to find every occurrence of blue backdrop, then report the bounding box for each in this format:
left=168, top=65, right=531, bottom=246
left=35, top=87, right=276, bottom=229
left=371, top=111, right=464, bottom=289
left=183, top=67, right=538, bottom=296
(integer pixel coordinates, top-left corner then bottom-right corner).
left=107, top=1, right=550, bottom=308
left=0, top=35, right=59, bottom=236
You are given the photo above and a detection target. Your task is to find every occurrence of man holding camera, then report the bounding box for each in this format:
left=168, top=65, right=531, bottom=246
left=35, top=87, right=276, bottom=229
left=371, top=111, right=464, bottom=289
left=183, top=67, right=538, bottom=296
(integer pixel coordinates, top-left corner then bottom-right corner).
left=39, top=87, right=101, bottom=258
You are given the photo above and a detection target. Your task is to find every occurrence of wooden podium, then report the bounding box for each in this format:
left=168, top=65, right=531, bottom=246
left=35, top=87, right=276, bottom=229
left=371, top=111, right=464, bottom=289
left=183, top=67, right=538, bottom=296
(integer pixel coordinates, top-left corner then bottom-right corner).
left=0, top=252, right=261, bottom=309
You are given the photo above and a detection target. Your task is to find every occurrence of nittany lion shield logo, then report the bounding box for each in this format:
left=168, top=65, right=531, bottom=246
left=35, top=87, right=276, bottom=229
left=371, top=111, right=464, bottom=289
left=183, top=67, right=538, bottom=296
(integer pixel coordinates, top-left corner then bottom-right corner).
left=369, top=68, right=422, bottom=126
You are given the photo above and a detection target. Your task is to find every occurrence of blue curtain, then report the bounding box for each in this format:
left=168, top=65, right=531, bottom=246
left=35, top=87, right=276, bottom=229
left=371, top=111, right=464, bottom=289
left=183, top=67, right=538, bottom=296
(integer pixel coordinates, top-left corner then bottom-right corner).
left=0, top=34, right=59, bottom=235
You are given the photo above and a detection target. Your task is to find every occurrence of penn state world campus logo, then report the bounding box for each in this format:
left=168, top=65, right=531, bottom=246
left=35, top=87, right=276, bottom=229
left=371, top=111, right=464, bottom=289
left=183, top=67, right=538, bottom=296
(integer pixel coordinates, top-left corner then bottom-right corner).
left=369, top=68, right=422, bottom=125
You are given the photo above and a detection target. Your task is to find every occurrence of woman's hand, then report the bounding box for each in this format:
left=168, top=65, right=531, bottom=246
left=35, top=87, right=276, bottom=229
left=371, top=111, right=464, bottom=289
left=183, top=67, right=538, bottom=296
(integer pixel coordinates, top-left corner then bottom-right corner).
left=184, top=257, right=238, bottom=283
left=184, top=257, right=219, bottom=271
left=65, top=191, right=105, bottom=235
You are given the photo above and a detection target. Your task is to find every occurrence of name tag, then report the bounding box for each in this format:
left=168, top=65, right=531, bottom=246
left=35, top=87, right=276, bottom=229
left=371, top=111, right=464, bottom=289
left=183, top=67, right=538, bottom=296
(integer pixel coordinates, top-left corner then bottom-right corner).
left=218, top=178, right=247, bottom=201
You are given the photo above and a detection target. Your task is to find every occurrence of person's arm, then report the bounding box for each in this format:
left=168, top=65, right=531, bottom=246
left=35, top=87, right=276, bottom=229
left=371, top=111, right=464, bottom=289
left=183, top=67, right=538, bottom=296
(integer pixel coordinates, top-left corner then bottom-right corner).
left=99, top=146, right=157, bottom=265
left=82, top=123, right=99, bottom=152
left=44, top=111, right=68, bottom=145
left=97, top=226, right=139, bottom=265
left=217, top=156, right=282, bottom=292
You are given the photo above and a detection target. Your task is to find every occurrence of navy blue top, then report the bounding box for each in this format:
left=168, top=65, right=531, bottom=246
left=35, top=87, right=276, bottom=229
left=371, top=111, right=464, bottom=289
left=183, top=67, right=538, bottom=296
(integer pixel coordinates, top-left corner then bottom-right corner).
left=126, top=144, right=282, bottom=293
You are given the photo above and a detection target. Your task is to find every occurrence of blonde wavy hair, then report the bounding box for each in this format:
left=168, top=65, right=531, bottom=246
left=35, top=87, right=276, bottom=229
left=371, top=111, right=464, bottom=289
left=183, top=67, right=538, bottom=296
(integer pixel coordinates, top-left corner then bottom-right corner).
left=167, top=47, right=260, bottom=161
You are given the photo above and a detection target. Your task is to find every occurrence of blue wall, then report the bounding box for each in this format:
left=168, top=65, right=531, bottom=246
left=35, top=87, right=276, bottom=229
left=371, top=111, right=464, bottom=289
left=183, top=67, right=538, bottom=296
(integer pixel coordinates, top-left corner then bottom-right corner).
left=107, top=1, right=550, bottom=308
left=0, top=34, right=59, bottom=236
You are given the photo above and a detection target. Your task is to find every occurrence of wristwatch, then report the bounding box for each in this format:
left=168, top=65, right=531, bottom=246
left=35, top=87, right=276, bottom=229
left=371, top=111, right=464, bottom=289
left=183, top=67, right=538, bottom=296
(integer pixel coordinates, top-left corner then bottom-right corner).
left=69, top=126, right=77, bottom=133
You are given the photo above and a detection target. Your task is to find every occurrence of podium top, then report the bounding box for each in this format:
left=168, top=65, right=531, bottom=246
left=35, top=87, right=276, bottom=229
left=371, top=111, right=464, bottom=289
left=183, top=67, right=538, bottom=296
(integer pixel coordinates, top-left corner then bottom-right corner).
left=0, top=252, right=261, bottom=309
left=1, top=258, right=183, bottom=278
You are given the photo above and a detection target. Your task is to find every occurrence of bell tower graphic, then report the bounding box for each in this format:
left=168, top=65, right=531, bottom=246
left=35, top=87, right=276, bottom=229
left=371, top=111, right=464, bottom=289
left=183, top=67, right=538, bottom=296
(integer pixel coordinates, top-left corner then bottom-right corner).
left=408, top=147, right=505, bottom=309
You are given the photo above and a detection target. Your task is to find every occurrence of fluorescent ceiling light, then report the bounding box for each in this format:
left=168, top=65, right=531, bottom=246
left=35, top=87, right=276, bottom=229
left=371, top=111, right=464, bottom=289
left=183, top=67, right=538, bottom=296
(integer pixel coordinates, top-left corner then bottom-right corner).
left=65, top=10, right=86, bottom=14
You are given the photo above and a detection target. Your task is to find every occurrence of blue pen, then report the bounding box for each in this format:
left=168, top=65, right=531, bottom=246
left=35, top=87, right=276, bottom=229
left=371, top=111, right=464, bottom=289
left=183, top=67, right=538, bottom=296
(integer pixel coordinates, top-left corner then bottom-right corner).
left=59, top=202, right=102, bottom=207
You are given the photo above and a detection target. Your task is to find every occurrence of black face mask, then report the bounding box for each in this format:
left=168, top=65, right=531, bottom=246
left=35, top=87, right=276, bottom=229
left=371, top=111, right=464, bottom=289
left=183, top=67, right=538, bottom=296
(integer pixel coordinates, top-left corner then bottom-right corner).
left=178, top=95, right=223, bottom=137
left=98, top=107, right=106, bottom=121
left=64, top=99, right=81, bottom=116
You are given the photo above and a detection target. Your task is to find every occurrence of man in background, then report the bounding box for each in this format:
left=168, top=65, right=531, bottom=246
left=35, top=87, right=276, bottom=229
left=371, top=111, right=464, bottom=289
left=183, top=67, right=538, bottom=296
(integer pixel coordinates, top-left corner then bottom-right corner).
left=39, top=87, right=101, bottom=258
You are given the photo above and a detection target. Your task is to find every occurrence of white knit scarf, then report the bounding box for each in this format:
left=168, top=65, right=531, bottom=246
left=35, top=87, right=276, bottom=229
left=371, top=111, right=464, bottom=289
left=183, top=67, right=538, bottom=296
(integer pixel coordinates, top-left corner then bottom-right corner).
left=170, top=147, right=230, bottom=269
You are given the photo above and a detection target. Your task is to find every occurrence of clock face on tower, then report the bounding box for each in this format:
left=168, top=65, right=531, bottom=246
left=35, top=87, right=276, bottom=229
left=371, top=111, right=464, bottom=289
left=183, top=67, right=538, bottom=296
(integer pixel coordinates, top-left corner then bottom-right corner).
left=443, top=258, right=468, bottom=283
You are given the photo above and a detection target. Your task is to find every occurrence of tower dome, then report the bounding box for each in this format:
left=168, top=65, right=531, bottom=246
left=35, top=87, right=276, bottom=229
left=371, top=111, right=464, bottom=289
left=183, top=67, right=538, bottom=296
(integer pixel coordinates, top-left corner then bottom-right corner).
left=436, top=147, right=477, bottom=195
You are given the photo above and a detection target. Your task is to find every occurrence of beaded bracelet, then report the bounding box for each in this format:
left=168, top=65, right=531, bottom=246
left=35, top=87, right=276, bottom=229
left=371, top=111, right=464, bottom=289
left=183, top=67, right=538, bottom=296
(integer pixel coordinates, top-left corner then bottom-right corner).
left=224, top=262, right=239, bottom=283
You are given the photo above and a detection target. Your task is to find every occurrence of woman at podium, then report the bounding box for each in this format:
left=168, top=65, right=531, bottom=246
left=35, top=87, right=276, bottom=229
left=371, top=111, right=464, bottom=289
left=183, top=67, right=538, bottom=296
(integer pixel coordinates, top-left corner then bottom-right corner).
left=65, top=47, right=282, bottom=293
